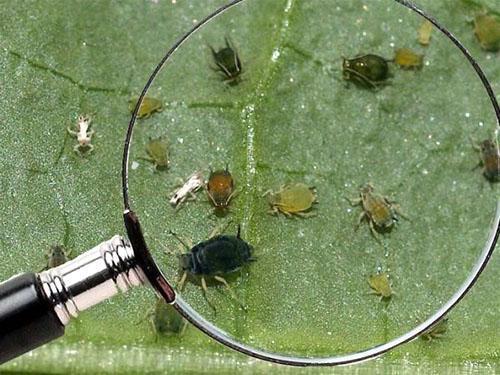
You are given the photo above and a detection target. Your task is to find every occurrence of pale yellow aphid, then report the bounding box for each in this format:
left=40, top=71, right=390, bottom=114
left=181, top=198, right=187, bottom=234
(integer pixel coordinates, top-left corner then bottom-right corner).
left=129, top=96, right=163, bottom=119
left=418, top=20, right=433, bottom=46
left=264, top=183, right=317, bottom=218
left=368, top=273, right=393, bottom=299
left=394, top=48, right=424, bottom=70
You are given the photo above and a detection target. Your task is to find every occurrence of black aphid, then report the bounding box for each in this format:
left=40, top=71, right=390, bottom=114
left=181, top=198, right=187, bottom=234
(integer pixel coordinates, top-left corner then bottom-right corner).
left=210, top=37, right=242, bottom=85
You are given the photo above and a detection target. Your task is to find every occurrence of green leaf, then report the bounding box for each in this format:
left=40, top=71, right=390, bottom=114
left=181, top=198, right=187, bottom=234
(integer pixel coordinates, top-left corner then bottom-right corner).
left=0, top=0, right=498, bottom=373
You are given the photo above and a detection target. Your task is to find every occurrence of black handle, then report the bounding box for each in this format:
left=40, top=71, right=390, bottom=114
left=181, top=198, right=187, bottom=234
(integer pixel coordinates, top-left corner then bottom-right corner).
left=0, top=273, right=64, bottom=365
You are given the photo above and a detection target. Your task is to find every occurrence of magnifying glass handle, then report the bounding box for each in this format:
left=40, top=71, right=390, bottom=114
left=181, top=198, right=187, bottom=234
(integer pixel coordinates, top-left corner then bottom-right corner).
left=0, top=236, right=145, bottom=365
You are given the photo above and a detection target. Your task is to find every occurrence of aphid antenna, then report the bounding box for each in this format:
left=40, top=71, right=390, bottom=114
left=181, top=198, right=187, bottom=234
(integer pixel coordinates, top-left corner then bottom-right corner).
left=168, top=230, right=191, bottom=251
left=236, top=224, right=241, bottom=239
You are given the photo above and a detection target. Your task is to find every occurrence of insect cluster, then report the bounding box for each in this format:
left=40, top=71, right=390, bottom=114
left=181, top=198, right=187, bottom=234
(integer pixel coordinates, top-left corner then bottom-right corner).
left=57, top=7, right=497, bottom=339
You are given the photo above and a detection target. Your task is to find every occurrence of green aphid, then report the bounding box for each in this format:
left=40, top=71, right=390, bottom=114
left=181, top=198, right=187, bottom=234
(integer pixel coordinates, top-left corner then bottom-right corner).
left=342, top=54, right=390, bottom=89
left=474, top=14, right=500, bottom=52
left=150, top=299, right=187, bottom=339
left=368, top=273, right=393, bottom=300
left=44, top=245, right=71, bottom=270
left=129, top=96, right=163, bottom=119
left=143, top=137, right=170, bottom=170
left=420, top=318, right=448, bottom=341
left=264, top=183, right=317, bottom=218
left=393, top=48, right=424, bottom=70
left=210, top=37, right=242, bottom=85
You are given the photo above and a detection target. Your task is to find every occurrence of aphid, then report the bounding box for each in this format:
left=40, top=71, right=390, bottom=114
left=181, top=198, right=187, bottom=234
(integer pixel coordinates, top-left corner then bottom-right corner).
left=264, top=183, right=317, bottom=218
left=206, top=167, right=236, bottom=213
left=342, top=54, right=390, bottom=89
left=472, top=137, right=500, bottom=182
left=368, top=273, right=393, bottom=300
left=209, top=37, right=242, bottom=85
left=474, top=14, right=500, bottom=52
left=43, top=245, right=71, bottom=270
left=420, top=318, right=448, bottom=341
left=128, top=96, right=163, bottom=119
left=150, top=298, right=187, bottom=338
left=143, top=137, right=169, bottom=170
left=418, top=20, right=433, bottom=46
left=170, top=171, right=204, bottom=207
left=67, top=115, right=94, bottom=155
left=170, top=225, right=254, bottom=311
left=393, top=48, right=424, bottom=70
left=348, top=183, right=405, bottom=240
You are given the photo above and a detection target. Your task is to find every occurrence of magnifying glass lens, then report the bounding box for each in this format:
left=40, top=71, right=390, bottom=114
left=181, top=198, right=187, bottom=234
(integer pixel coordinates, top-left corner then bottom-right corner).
left=126, top=0, right=498, bottom=358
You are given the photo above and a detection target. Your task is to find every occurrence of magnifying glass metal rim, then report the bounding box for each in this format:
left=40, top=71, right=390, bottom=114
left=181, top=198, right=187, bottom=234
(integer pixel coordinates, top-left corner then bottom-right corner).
left=122, top=0, right=500, bottom=366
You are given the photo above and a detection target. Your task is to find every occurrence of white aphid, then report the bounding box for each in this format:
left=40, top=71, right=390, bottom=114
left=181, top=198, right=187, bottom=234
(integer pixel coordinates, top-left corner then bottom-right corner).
left=67, top=115, right=94, bottom=155
left=170, top=171, right=204, bottom=207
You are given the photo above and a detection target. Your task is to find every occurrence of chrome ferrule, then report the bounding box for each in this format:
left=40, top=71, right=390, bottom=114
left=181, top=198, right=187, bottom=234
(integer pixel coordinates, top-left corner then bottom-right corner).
left=38, top=235, right=145, bottom=326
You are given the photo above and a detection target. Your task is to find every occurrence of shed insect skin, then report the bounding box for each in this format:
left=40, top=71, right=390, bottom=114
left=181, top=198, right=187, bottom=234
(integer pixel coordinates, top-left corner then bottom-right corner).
left=342, top=54, right=390, bottom=89
left=169, top=171, right=204, bottom=207
left=348, top=183, right=406, bottom=241
left=209, top=37, right=242, bottom=85
left=67, top=115, right=94, bottom=155
left=168, top=225, right=254, bottom=312
left=471, top=137, right=500, bottom=183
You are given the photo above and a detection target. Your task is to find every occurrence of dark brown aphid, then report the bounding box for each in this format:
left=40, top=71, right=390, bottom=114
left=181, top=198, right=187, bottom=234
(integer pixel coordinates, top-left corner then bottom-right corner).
left=210, top=37, right=242, bottom=85
left=473, top=138, right=500, bottom=182
left=206, top=167, right=236, bottom=213
left=342, top=54, right=390, bottom=89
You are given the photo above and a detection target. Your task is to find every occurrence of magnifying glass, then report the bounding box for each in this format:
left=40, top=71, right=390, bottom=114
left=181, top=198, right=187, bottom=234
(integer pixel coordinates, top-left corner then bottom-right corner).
left=1, top=0, right=498, bottom=367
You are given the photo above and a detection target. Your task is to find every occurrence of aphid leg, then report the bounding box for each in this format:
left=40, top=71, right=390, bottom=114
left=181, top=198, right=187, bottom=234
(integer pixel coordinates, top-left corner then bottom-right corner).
left=393, top=204, right=410, bottom=221
left=169, top=231, right=193, bottom=251
left=226, top=189, right=239, bottom=204
left=346, top=196, right=362, bottom=206
left=201, top=277, right=217, bottom=313
left=368, top=220, right=382, bottom=243
left=295, top=211, right=316, bottom=218
left=213, top=275, right=247, bottom=311
left=262, top=189, right=273, bottom=197
left=73, top=144, right=83, bottom=156
left=267, top=207, right=279, bottom=216
left=469, top=135, right=481, bottom=152
left=178, top=272, right=188, bottom=291
left=86, top=144, right=94, bottom=154
left=67, top=127, right=78, bottom=136
left=208, top=220, right=233, bottom=238
left=354, top=211, right=367, bottom=230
